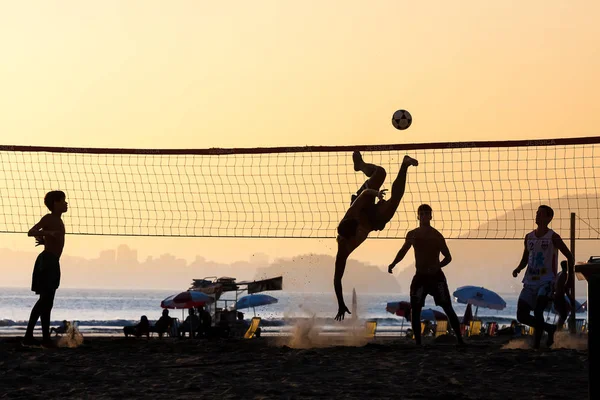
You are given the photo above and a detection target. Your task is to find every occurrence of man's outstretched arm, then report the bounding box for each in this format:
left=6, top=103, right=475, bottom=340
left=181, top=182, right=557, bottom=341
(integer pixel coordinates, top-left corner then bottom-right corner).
left=512, top=237, right=529, bottom=277
left=388, top=235, right=413, bottom=273
left=439, top=237, right=452, bottom=268
left=334, top=247, right=351, bottom=321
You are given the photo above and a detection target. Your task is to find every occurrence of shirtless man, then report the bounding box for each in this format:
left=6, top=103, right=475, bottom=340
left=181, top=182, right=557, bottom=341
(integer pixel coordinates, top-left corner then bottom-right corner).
left=23, top=190, right=68, bottom=347
left=334, top=152, right=418, bottom=320
left=512, top=205, right=573, bottom=348
left=388, top=204, right=464, bottom=346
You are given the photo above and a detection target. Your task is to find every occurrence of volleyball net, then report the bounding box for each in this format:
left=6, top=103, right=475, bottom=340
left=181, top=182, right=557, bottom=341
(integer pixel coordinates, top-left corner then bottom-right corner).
left=1, top=136, right=599, bottom=239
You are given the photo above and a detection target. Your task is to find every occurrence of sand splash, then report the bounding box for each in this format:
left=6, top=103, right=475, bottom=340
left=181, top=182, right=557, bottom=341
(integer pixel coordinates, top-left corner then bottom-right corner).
left=276, top=301, right=371, bottom=349
left=501, top=332, right=587, bottom=350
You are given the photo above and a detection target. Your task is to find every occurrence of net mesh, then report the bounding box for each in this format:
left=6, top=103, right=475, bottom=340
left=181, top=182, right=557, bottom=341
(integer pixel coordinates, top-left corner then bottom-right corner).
left=1, top=138, right=599, bottom=239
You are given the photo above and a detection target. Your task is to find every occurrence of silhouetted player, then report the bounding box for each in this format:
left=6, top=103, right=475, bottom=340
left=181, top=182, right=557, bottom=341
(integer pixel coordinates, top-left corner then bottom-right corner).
left=23, top=191, right=68, bottom=347
left=388, top=204, right=464, bottom=346
left=553, top=260, right=571, bottom=330
left=334, top=152, right=418, bottom=320
left=512, top=205, right=573, bottom=349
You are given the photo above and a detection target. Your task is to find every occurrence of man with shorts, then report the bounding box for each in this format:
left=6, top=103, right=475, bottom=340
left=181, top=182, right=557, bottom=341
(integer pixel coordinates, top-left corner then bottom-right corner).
left=388, top=204, right=464, bottom=346
left=23, top=190, right=68, bottom=347
left=512, top=205, right=574, bottom=349
left=334, top=151, right=418, bottom=320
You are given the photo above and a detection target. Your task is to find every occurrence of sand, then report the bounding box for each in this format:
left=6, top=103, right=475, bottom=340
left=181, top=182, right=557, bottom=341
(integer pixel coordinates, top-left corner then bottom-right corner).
left=0, top=334, right=588, bottom=399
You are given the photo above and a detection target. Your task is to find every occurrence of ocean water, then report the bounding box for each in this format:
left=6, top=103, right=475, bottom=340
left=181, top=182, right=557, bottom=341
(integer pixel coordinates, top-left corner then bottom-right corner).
left=0, top=287, right=585, bottom=336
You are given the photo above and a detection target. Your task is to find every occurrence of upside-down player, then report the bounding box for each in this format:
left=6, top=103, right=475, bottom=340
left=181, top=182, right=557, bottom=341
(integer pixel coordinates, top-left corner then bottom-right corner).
left=334, top=152, right=418, bottom=321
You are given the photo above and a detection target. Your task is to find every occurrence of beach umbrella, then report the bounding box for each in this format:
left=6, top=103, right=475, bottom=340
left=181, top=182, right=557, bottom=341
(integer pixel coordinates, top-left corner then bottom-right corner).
left=236, top=294, right=278, bottom=316
left=386, top=301, right=412, bottom=319
left=386, top=301, right=412, bottom=331
left=161, top=291, right=214, bottom=309
left=453, top=286, right=506, bottom=316
left=420, top=308, right=448, bottom=321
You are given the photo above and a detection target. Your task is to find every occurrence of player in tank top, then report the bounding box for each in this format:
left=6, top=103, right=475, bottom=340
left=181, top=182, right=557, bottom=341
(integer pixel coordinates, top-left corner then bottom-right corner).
left=512, top=205, right=574, bottom=349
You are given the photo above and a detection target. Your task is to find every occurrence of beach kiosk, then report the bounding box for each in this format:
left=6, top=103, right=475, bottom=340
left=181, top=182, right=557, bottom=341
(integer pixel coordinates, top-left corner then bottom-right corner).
left=188, top=276, right=282, bottom=337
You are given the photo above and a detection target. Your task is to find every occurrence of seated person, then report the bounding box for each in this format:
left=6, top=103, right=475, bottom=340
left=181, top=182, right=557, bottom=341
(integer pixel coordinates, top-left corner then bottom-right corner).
left=197, top=306, right=212, bottom=338
left=178, top=309, right=200, bottom=338
left=124, top=315, right=150, bottom=338
left=216, top=309, right=236, bottom=337
left=154, top=309, right=173, bottom=338
left=50, top=320, right=70, bottom=336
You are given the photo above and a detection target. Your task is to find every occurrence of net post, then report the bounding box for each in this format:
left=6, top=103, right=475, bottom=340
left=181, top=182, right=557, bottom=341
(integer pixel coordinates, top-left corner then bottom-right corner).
left=569, top=212, right=577, bottom=334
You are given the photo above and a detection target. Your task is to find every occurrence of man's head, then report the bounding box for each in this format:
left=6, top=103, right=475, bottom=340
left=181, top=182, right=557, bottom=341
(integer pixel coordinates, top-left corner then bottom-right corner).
left=337, top=218, right=359, bottom=239
left=417, top=204, right=432, bottom=225
left=162, top=309, right=169, bottom=316
left=44, top=190, right=68, bottom=213
left=560, top=260, right=568, bottom=272
left=535, top=205, right=554, bottom=226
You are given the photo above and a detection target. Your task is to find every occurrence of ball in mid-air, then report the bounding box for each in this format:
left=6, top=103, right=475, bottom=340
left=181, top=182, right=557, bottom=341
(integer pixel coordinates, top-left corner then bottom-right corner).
left=392, top=109, right=412, bottom=130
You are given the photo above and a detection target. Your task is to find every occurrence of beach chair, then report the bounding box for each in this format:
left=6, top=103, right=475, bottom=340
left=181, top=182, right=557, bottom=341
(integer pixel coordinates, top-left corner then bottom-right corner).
left=365, top=320, right=377, bottom=339
left=434, top=320, right=448, bottom=337
left=575, top=319, right=585, bottom=333
left=411, top=322, right=427, bottom=339
left=527, top=326, right=535, bottom=336
left=244, top=317, right=261, bottom=339
left=486, top=322, right=498, bottom=336
left=468, top=320, right=482, bottom=337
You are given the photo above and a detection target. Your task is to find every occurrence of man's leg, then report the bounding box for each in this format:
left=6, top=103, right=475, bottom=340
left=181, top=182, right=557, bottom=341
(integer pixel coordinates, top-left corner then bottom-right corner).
left=409, top=275, right=425, bottom=345
left=516, top=299, right=536, bottom=327
left=39, top=291, right=56, bottom=342
left=554, top=297, right=569, bottom=330
left=534, top=294, right=556, bottom=348
left=410, top=302, right=423, bottom=345
left=379, top=155, right=418, bottom=221
left=24, top=295, right=44, bottom=341
left=433, top=277, right=465, bottom=345
left=351, top=152, right=386, bottom=203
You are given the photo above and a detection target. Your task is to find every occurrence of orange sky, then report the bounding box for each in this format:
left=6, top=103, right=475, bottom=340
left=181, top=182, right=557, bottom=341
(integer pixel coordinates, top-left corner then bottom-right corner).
left=1, top=1, right=600, bottom=285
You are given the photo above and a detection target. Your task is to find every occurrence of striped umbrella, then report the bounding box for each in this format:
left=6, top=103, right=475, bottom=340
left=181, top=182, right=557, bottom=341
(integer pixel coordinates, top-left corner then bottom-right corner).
left=161, top=291, right=214, bottom=309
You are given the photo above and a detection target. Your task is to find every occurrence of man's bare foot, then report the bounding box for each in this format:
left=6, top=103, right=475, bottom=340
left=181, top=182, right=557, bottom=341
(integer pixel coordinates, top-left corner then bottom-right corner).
left=352, top=151, right=364, bottom=172
left=403, top=155, right=419, bottom=167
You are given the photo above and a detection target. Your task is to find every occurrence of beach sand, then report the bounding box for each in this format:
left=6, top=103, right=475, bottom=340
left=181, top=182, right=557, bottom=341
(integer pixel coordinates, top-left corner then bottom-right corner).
left=0, top=334, right=588, bottom=399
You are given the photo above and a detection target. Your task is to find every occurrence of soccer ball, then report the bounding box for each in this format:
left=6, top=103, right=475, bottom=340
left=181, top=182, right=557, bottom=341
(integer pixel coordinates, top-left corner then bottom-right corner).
left=392, top=109, right=412, bottom=130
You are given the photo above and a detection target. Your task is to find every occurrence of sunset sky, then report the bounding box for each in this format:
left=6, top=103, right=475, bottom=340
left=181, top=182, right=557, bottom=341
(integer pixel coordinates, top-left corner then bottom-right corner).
left=1, top=1, right=600, bottom=287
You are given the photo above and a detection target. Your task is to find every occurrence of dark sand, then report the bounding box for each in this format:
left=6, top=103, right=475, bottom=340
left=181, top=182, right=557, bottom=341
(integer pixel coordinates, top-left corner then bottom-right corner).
left=0, top=335, right=588, bottom=399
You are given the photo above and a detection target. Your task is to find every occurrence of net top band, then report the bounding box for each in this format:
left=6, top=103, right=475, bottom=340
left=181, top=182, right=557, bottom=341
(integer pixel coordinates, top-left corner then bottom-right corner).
left=2, top=136, right=599, bottom=156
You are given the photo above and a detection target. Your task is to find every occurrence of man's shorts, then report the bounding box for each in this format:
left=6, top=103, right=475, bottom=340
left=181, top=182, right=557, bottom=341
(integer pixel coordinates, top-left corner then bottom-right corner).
left=410, top=270, right=452, bottom=308
left=518, top=281, right=553, bottom=309
left=31, top=251, right=61, bottom=294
